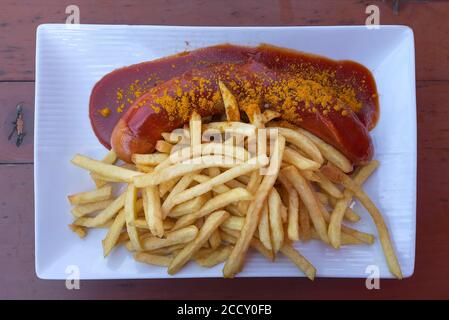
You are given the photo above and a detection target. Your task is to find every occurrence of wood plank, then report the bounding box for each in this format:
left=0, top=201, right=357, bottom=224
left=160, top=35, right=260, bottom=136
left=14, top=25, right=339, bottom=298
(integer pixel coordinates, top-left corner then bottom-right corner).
left=1, top=78, right=449, bottom=298
left=0, top=82, right=34, bottom=163
left=0, top=0, right=448, bottom=81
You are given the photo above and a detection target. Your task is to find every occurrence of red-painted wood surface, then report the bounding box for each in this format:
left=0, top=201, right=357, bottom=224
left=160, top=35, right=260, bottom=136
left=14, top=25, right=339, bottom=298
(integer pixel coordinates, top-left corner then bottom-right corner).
left=0, top=0, right=448, bottom=299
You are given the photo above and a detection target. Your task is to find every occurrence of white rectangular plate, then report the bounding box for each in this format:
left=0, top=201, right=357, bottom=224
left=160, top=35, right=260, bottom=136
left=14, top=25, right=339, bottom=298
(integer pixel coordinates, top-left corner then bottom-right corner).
left=35, top=24, right=416, bottom=279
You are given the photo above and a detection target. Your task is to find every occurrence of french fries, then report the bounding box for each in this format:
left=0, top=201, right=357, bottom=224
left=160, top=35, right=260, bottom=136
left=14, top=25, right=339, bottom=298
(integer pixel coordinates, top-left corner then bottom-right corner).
left=134, top=252, right=173, bottom=267
left=195, top=245, right=233, bottom=268
left=280, top=242, right=316, bottom=280
left=321, top=163, right=402, bottom=279
left=170, top=154, right=268, bottom=206
left=68, top=98, right=401, bottom=279
left=155, top=140, right=173, bottom=154
left=71, top=199, right=113, bottom=218
left=282, top=166, right=329, bottom=243
left=268, top=189, right=284, bottom=253
left=133, top=155, right=244, bottom=187
left=278, top=172, right=300, bottom=241
left=68, top=185, right=112, bottom=205
left=125, top=184, right=141, bottom=250
left=258, top=201, right=272, bottom=250
left=74, top=192, right=126, bottom=227
left=219, top=81, right=240, bottom=121
left=72, top=154, right=142, bottom=182
left=132, top=153, right=168, bottom=166
left=223, top=135, right=285, bottom=278
left=295, top=126, right=353, bottom=173
left=168, top=210, right=229, bottom=274
left=139, top=226, right=198, bottom=251
left=173, top=188, right=253, bottom=230
left=90, top=150, right=118, bottom=187
left=143, top=186, right=164, bottom=237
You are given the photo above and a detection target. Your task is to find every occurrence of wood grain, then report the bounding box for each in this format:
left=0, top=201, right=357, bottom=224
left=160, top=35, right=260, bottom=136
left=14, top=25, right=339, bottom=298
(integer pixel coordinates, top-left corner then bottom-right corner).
left=0, top=0, right=448, bottom=81
left=0, top=81, right=448, bottom=299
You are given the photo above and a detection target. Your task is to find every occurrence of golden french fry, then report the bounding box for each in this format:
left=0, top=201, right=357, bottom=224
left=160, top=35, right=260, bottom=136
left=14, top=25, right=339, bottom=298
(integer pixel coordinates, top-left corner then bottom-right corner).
left=321, top=162, right=402, bottom=279
left=134, top=252, right=173, bottom=267
left=202, top=122, right=256, bottom=137
left=134, top=155, right=243, bottom=187
left=71, top=199, right=113, bottom=218
left=278, top=172, right=299, bottom=241
left=195, top=245, right=233, bottom=268
left=173, top=188, right=253, bottom=230
left=143, top=185, right=164, bottom=237
left=69, top=224, right=87, bottom=238
left=219, top=81, right=240, bottom=121
left=238, top=170, right=261, bottom=213
left=283, top=166, right=328, bottom=243
left=280, top=243, right=316, bottom=280
left=225, top=179, right=246, bottom=189
left=149, top=243, right=186, bottom=256
left=262, top=110, right=281, bottom=123
left=161, top=132, right=180, bottom=144
left=300, top=170, right=320, bottom=182
left=132, top=153, right=168, bottom=166
left=221, top=215, right=245, bottom=231
left=282, top=147, right=320, bottom=171
left=115, top=232, right=130, bottom=247
left=138, top=226, right=198, bottom=252
left=221, top=228, right=274, bottom=262
left=235, top=174, right=250, bottom=185
left=315, top=192, right=329, bottom=206
left=90, top=150, right=118, bottom=186
left=168, top=193, right=210, bottom=217
left=223, top=135, right=285, bottom=278
left=329, top=196, right=361, bottom=223
left=125, top=184, right=141, bottom=250
left=71, top=154, right=142, bottom=182
left=298, top=200, right=311, bottom=242
left=162, top=174, right=195, bottom=218
left=170, top=154, right=269, bottom=206
left=68, top=185, right=112, bottom=205
left=155, top=140, right=173, bottom=154
left=190, top=111, right=202, bottom=157
left=159, top=177, right=181, bottom=198
left=328, top=196, right=355, bottom=248
left=268, top=189, right=284, bottom=253
left=315, top=171, right=343, bottom=199
left=272, top=127, right=323, bottom=164
left=160, top=143, right=250, bottom=170
left=207, top=167, right=221, bottom=177
left=102, top=209, right=126, bottom=256
left=258, top=200, right=272, bottom=251
left=295, top=127, right=352, bottom=173
left=192, top=174, right=230, bottom=194
left=135, top=164, right=154, bottom=173
left=209, top=229, right=222, bottom=250
left=168, top=210, right=230, bottom=274
left=73, top=192, right=126, bottom=227
left=225, top=204, right=245, bottom=217
left=127, top=218, right=148, bottom=229
left=314, top=190, right=375, bottom=245
left=89, top=172, right=123, bottom=183
left=310, top=228, right=364, bottom=245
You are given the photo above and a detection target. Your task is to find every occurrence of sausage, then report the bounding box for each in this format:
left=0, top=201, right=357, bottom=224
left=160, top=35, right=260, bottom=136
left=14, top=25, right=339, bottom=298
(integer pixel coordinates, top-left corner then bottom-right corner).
left=111, top=61, right=373, bottom=164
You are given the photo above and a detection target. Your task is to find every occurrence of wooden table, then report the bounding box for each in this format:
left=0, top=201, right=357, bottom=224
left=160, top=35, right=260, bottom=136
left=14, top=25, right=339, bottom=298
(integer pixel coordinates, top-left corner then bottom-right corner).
left=1, top=0, right=448, bottom=299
